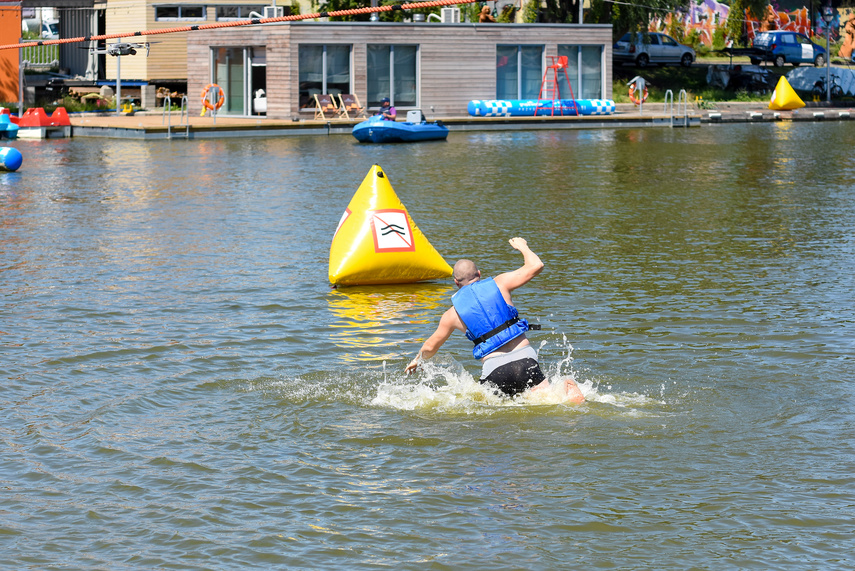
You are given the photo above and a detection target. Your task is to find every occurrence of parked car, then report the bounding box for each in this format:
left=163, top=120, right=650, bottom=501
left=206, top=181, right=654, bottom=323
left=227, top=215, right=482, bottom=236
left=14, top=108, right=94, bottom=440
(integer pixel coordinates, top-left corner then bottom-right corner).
left=750, top=31, right=827, bottom=67
left=613, top=32, right=695, bottom=68
left=41, top=21, right=59, bottom=40
left=21, top=19, right=59, bottom=39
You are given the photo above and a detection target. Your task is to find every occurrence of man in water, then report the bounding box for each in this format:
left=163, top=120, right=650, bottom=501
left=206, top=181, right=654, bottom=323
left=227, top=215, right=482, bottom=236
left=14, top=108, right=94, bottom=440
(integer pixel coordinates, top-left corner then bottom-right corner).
left=405, top=237, right=585, bottom=403
left=377, top=97, right=396, bottom=121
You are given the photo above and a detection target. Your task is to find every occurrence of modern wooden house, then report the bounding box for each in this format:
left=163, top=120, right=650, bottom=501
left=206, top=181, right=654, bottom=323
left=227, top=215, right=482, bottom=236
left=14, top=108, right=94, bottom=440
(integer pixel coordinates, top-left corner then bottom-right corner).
left=185, top=22, right=613, bottom=119
left=102, top=0, right=278, bottom=83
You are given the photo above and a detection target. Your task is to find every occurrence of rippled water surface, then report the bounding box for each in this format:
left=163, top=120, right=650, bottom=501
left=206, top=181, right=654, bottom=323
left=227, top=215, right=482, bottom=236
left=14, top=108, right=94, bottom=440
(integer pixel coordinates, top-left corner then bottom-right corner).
left=2, top=123, right=854, bottom=569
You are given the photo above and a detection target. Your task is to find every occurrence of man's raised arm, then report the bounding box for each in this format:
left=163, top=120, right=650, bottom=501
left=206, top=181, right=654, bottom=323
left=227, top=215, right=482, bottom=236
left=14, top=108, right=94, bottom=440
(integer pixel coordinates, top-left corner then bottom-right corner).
left=494, top=237, right=543, bottom=293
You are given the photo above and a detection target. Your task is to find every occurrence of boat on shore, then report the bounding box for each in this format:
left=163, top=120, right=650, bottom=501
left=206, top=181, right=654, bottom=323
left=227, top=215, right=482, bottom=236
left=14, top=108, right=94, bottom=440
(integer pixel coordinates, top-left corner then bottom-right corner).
left=352, top=112, right=448, bottom=143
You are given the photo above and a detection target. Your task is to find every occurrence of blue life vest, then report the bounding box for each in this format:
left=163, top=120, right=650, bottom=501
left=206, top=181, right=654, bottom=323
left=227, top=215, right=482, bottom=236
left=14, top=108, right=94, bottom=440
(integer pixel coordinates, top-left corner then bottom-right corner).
left=451, top=277, right=530, bottom=359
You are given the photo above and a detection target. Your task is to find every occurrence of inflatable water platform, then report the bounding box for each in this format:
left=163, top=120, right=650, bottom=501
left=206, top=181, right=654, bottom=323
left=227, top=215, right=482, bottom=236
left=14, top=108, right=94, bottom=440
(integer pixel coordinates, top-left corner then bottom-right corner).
left=468, top=99, right=616, bottom=117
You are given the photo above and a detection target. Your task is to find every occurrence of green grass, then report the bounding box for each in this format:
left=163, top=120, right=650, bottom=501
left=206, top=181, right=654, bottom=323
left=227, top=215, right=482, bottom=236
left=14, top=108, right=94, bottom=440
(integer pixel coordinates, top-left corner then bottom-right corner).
left=612, top=61, right=778, bottom=105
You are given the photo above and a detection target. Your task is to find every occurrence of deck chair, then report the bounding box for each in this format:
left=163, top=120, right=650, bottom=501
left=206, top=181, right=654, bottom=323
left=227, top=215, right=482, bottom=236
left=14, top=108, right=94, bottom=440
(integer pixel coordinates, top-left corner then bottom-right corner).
left=337, top=94, right=367, bottom=119
left=313, top=94, right=338, bottom=120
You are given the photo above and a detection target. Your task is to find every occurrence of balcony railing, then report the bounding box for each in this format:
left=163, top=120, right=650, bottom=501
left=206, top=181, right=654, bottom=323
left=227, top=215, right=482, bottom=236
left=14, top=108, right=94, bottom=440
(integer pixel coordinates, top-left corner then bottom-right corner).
left=22, top=44, right=59, bottom=70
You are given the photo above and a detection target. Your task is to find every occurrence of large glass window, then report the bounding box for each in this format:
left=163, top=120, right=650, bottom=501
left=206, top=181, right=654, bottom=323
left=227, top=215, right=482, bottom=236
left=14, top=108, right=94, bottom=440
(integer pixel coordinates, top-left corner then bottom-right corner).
left=496, top=45, right=542, bottom=100
left=216, top=5, right=266, bottom=20
left=298, top=44, right=351, bottom=109
left=557, top=45, right=604, bottom=99
left=155, top=5, right=206, bottom=20
left=367, top=45, right=418, bottom=108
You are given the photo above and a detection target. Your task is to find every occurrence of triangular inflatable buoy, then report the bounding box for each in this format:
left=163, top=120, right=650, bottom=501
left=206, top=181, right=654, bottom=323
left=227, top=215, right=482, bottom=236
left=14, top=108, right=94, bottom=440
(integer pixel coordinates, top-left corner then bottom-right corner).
left=769, top=76, right=805, bottom=110
left=329, top=165, right=452, bottom=286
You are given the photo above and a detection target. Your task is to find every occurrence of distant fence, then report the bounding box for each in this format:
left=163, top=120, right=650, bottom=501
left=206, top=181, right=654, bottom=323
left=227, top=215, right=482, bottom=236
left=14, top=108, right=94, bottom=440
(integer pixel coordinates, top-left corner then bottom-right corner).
left=22, top=44, right=59, bottom=70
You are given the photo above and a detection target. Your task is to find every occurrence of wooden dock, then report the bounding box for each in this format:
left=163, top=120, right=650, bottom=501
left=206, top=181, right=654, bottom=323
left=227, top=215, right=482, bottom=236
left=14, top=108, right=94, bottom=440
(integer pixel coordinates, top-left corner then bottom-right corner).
left=66, top=101, right=855, bottom=140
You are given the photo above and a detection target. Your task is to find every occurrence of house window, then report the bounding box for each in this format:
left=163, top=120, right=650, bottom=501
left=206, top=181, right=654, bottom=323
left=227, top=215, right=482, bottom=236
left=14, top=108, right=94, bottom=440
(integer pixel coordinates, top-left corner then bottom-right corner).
left=557, top=45, right=603, bottom=99
left=496, top=45, right=542, bottom=100
left=367, top=45, right=418, bottom=108
left=216, top=5, right=266, bottom=20
left=298, top=44, right=351, bottom=109
left=155, top=5, right=206, bottom=20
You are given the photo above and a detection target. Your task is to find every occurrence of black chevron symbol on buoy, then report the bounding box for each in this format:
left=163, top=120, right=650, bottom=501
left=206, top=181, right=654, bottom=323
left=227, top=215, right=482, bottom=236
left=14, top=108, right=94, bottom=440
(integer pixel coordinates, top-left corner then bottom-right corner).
left=380, top=224, right=406, bottom=236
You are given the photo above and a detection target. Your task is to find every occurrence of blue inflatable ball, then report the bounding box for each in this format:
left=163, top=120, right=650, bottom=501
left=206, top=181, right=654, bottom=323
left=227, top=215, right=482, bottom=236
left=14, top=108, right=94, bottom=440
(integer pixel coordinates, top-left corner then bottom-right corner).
left=0, top=147, right=23, bottom=172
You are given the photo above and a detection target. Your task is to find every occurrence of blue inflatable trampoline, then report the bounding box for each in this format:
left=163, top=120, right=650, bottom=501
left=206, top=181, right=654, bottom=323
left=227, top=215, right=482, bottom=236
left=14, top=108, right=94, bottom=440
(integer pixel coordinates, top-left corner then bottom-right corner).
left=468, top=99, right=616, bottom=117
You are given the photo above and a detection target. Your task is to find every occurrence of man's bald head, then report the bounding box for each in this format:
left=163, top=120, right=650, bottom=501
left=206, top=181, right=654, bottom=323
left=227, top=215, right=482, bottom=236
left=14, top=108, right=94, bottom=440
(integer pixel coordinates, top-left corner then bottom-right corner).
left=453, top=259, right=480, bottom=287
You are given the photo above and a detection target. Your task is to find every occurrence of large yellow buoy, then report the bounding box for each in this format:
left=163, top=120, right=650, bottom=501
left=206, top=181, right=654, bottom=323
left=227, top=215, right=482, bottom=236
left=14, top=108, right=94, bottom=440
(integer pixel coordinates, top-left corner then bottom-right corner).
left=328, top=165, right=452, bottom=286
left=768, top=76, right=805, bottom=111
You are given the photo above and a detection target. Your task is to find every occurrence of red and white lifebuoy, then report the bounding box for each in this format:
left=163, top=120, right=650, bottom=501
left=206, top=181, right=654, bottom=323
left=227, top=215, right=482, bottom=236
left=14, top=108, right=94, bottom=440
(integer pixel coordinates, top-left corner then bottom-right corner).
left=201, top=83, right=225, bottom=111
left=628, top=83, right=649, bottom=106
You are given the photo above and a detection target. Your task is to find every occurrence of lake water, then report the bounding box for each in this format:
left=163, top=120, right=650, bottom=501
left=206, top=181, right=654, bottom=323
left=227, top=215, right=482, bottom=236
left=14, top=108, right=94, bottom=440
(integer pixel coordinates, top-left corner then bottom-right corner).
left=2, top=123, right=854, bottom=569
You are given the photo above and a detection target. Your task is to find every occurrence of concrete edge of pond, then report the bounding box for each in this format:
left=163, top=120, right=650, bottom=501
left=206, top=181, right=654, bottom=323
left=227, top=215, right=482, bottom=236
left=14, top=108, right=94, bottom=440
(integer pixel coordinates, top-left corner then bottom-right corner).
left=65, top=101, right=855, bottom=140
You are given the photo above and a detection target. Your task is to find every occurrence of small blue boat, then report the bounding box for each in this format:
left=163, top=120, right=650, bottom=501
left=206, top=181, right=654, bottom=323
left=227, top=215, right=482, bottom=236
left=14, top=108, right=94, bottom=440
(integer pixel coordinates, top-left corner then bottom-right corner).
left=0, top=114, right=19, bottom=140
left=352, top=113, right=448, bottom=143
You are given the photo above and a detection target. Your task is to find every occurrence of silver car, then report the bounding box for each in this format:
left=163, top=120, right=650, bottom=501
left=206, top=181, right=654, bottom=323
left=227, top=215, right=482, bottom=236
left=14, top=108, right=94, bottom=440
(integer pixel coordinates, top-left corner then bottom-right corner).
left=613, top=32, right=696, bottom=68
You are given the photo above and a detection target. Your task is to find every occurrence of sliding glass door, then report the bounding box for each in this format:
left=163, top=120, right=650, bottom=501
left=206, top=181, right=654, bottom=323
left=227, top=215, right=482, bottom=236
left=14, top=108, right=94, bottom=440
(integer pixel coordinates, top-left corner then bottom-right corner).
left=211, top=46, right=267, bottom=116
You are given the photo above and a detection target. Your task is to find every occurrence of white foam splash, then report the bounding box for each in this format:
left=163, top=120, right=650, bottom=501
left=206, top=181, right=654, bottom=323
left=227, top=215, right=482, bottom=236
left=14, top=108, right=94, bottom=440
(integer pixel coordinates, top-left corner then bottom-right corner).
left=371, top=338, right=660, bottom=414
left=242, top=338, right=662, bottom=415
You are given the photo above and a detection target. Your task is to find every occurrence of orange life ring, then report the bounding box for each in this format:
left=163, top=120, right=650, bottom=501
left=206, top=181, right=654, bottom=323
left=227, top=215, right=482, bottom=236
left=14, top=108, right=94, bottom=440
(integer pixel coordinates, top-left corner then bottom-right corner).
left=628, top=83, right=649, bottom=106
left=201, top=83, right=225, bottom=111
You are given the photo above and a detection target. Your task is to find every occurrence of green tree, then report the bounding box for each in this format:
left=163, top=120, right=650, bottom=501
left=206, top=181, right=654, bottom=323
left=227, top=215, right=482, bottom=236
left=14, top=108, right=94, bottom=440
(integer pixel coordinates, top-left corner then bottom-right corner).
left=541, top=0, right=581, bottom=23
left=724, top=0, right=746, bottom=47
left=314, top=0, right=444, bottom=21
left=586, top=0, right=690, bottom=35
left=586, top=0, right=771, bottom=41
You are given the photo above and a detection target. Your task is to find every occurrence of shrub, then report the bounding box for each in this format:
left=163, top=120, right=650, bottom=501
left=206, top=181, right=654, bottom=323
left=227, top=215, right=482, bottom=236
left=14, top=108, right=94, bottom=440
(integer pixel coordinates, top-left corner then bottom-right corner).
left=497, top=4, right=516, bottom=23
left=522, top=0, right=538, bottom=23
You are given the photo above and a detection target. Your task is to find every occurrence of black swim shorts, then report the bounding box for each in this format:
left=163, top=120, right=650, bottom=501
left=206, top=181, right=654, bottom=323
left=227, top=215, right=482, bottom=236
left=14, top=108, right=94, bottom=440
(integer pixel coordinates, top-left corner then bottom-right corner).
left=481, top=357, right=546, bottom=396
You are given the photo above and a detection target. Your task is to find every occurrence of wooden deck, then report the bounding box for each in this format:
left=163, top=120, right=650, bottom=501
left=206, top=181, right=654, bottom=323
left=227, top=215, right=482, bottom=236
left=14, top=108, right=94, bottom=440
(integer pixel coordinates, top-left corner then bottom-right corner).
left=66, top=101, right=854, bottom=140
left=70, top=107, right=696, bottom=139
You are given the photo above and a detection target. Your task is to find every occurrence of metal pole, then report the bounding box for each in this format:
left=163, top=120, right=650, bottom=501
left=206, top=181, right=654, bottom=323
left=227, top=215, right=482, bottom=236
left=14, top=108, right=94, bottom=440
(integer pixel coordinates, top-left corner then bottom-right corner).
left=116, top=54, right=121, bottom=116
left=19, top=37, right=24, bottom=115
left=826, top=23, right=831, bottom=102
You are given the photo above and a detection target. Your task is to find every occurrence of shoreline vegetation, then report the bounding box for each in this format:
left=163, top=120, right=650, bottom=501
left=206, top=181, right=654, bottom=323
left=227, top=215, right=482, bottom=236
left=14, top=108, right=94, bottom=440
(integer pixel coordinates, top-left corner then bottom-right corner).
left=612, top=56, right=855, bottom=105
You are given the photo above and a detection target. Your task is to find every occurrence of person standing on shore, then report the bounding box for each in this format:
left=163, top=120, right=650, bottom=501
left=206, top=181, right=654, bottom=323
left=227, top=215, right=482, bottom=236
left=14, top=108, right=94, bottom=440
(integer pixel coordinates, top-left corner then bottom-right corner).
left=405, top=237, right=585, bottom=403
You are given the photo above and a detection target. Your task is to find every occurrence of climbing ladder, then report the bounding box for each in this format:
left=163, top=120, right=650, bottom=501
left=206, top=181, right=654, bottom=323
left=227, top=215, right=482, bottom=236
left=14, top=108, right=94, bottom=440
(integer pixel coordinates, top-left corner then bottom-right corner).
left=664, top=89, right=690, bottom=128
left=537, top=55, right=579, bottom=116
left=162, top=94, right=190, bottom=139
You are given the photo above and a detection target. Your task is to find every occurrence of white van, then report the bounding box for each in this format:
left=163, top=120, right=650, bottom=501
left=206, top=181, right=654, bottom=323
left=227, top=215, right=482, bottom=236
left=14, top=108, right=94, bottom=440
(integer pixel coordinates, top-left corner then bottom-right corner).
left=22, top=19, right=59, bottom=39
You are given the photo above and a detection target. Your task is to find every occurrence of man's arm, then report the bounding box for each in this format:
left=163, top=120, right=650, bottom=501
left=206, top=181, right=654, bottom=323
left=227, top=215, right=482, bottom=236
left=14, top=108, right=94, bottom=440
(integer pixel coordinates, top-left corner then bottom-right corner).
left=494, top=237, right=543, bottom=294
left=405, top=307, right=464, bottom=374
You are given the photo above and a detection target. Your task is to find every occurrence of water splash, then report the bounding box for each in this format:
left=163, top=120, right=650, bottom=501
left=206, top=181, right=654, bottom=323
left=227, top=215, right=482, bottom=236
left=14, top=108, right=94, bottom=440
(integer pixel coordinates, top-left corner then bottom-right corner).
left=242, top=337, right=661, bottom=415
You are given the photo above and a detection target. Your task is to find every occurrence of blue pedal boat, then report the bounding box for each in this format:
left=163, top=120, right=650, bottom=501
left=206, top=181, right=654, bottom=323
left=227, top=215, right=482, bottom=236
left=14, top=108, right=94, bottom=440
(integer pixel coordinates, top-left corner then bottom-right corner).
left=352, top=112, right=448, bottom=144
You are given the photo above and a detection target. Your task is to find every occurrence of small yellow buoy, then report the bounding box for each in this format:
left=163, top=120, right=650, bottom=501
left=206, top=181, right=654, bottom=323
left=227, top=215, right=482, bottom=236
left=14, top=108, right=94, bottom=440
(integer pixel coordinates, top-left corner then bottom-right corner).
left=769, top=76, right=805, bottom=111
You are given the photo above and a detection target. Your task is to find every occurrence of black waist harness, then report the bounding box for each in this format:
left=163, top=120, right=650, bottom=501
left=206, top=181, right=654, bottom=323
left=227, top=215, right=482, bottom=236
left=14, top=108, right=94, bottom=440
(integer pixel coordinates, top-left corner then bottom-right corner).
left=470, top=318, right=541, bottom=345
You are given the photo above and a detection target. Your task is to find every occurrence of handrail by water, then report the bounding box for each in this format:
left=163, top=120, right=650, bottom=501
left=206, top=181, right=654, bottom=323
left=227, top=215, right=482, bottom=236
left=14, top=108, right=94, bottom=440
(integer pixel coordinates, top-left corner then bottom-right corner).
left=664, top=89, right=674, bottom=126
left=677, top=89, right=689, bottom=128
left=162, top=94, right=190, bottom=139
left=665, top=89, right=691, bottom=128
